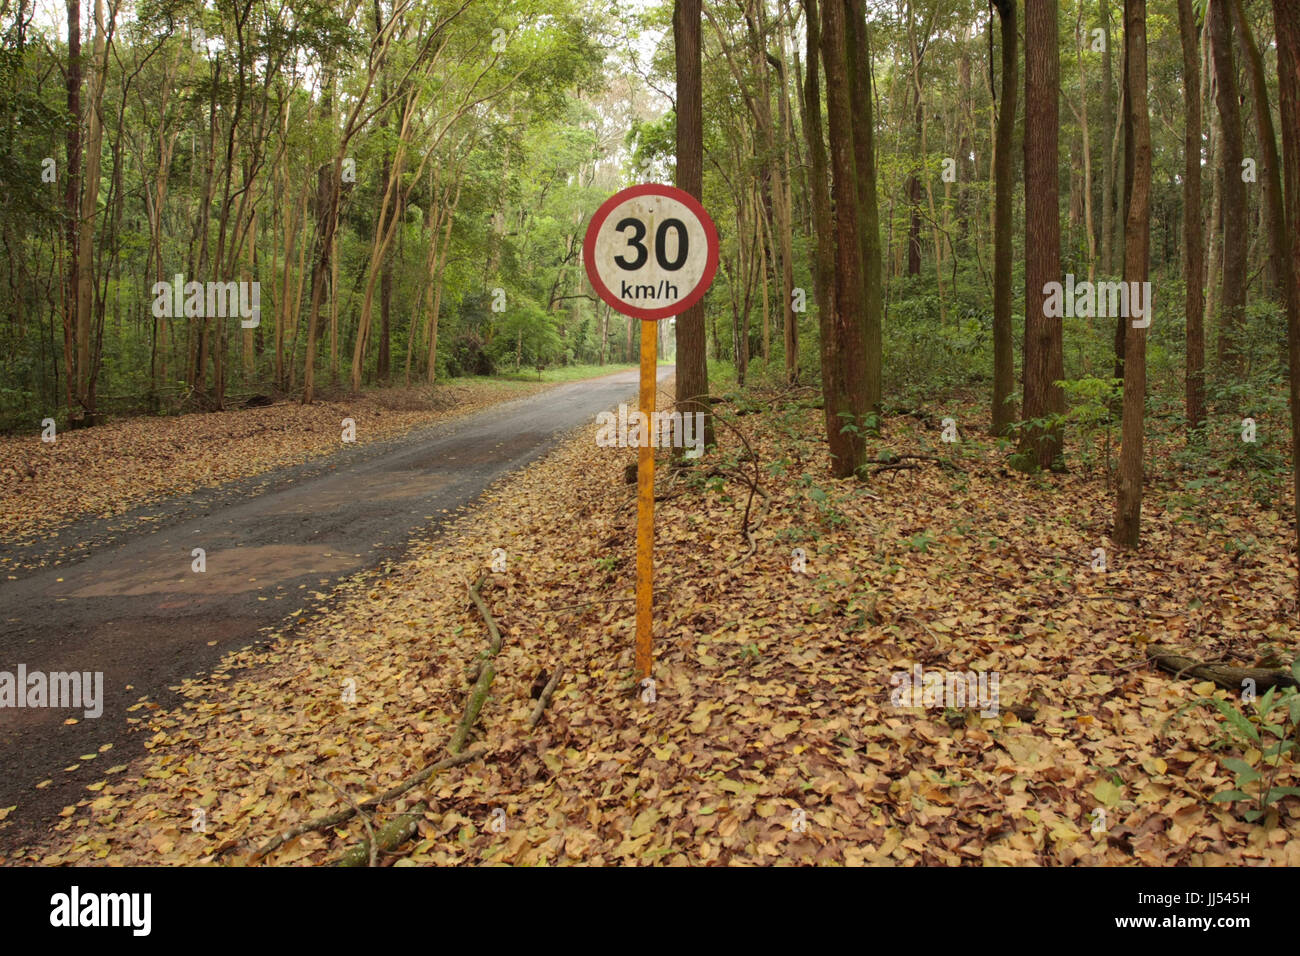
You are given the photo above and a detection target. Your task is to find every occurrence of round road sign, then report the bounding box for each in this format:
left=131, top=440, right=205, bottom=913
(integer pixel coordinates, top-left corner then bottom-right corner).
left=583, top=183, right=719, bottom=321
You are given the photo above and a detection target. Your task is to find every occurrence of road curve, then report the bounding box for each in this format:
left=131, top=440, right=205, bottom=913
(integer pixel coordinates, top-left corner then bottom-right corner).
left=0, top=366, right=671, bottom=851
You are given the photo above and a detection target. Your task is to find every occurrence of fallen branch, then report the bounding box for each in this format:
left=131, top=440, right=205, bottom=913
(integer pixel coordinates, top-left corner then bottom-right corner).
left=466, top=573, right=504, bottom=681
left=527, top=665, right=565, bottom=731
left=450, top=662, right=495, bottom=754
left=453, top=571, right=511, bottom=752
left=1148, top=644, right=1297, bottom=693
left=335, top=803, right=427, bottom=867
left=309, top=769, right=379, bottom=868
left=868, top=453, right=965, bottom=474
left=249, top=748, right=485, bottom=864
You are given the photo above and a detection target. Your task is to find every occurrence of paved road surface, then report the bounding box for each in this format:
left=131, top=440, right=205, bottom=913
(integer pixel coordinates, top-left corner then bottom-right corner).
left=0, top=366, right=670, bottom=851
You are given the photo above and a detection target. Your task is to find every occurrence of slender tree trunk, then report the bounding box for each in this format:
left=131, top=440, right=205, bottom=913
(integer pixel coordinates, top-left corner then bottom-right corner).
left=243, top=208, right=256, bottom=374
left=425, top=177, right=460, bottom=383
left=845, top=0, right=883, bottom=413
left=1233, top=0, right=1286, bottom=305
left=1018, top=0, right=1065, bottom=471
left=803, top=0, right=845, bottom=468
left=275, top=182, right=305, bottom=390
left=673, top=0, right=714, bottom=453
left=906, top=145, right=922, bottom=275
left=1113, top=29, right=1132, bottom=385
left=1076, top=8, right=1096, bottom=283
left=1205, top=36, right=1223, bottom=334
left=816, top=0, right=871, bottom=476
left=1114, top=0, right=1152, bottom=547
left=1110, top=28, right=1128, bottom=282
left=330, top=231, right=339, bottom=383
left=1268, top=0, right=1300, bottom=602
left=63, top=0, right=81, bottom=414
left=992, top=0, right=1017, bottom=435
left=769, top=48, right=799, bottom=384
left=757, top=197, right=771, bottom=361
left=1100, top=0, right=1117, bottom=278
left=352, top=98, right=413, bottom=393
left=1178, top=0, right=1206, bottom=433
left=75, top=0, right=107, bottom=421
left=600, top=301, right=609, bottom=366
left=302, top=157, right=338, bottom=404
left=802, top=0, right=834, bottom=402
left=1209, top=0, right=1247, bottom=369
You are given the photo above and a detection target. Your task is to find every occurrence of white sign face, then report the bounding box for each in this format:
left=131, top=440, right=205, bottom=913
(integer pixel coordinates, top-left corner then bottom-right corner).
left=584, top=184, right=719, bottom=321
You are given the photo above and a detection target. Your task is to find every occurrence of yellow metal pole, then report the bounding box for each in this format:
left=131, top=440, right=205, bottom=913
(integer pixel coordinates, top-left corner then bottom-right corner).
left=635, top=318, right=656, bottom=679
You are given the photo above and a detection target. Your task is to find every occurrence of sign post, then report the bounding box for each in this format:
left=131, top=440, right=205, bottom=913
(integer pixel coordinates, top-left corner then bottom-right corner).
left=583, top=184, right=719, bottom=680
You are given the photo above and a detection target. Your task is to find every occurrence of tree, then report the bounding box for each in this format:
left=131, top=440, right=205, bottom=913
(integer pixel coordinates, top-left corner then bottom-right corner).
left=802, top=0, right=845, bottom=469
left=812, top=0, right=873, bottom=477
left=1099, top=0, right=1118, bottom=278
left=991, top=0, right=1017, bottom=436
left=1233, top=0, right=1286, bottom=306
left=1177, top=0, right=1205, bottom=433
left=845, top=0, right=883, bottom=416
left=1113, top=0, right=1152, bottom=547
left=1270, top=0, right=1300, bottom=600
left=1017, top=0, right=1064, bottom=471
left=674, top=0, right=714, bottom=454
left=1208, top=0, right=1246, bottom=369
left=62, top=0, right=81, bottom=415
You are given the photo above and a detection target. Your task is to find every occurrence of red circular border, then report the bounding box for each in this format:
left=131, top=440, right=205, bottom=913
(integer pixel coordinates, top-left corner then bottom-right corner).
left=583, top=183, right=719, bottom=321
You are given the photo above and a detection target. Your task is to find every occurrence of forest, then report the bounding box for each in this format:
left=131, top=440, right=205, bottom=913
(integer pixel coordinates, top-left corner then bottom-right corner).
left=2, top=0, right=1300, bottom=873
left=2, top=0, right=1298, bottom=530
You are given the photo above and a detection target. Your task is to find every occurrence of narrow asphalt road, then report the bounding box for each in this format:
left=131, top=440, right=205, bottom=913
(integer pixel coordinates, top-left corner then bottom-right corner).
left=0, top=366, right=670, bottom=851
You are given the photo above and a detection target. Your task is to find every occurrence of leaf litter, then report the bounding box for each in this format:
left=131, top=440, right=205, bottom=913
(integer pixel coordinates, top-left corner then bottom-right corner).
left=5, top=384, right=1299, bottom=866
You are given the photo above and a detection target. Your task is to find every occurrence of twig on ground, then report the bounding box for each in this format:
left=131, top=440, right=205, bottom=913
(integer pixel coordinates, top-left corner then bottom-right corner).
left=308, top=769, right=379, bottom=867
left=527, top=665, right=565, bottom=731
left=249, top=747, right=486, bottom=864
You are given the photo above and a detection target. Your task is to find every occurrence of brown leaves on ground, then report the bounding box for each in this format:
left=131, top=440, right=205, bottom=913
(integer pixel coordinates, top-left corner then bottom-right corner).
left=0, top=381, right=548, bottom=548
left=9, top=384, right=1300, bottom=866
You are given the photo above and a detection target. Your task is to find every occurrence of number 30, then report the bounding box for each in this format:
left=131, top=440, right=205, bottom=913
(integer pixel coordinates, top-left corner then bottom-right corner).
left=614, top=217, right=689, bottom=271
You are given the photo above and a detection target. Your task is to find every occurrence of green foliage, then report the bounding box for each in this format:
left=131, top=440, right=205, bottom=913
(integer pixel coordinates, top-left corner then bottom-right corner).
left=1054, top=376, right=1120, bottom=476
left=488, top=300, right=564, bottom=376
left=1167, top=662, right=1300, bottom=824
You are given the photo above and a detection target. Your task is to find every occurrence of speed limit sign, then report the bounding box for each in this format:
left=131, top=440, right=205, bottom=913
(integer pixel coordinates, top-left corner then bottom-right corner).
left=583, top=183, right=719, bottom=683
left=583, top=184, right=719, bottom=320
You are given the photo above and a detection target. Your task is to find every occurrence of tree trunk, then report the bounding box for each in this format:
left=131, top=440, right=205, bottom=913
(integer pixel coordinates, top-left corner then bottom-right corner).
left=1100, top=0, right=1117, bottom=278
left=1268, top=0, right=1300, bottom=602
left=846, top=0, right=883, bottom=414
left=1113, top=0, right=1152, bottom=547
left=815, top=0, right=872, bottom=477
left=1209, top=0, right=1247, bottom=370
left=769, top=47, right=799, bottom=384
left=63, top=0, right=81, bottom=415
left=1233, top=0, right=1286, bottom=306
left=1205, top=32, right=1223, bottom=335
left=75, top=0, right=107, bottom=421
left=1018, top=0, right=1065, bottom=471
left=425, top=177, right=460, bottom=383
left=673, top=0, right=714, bottom=453
left=1113, top=27, right=1132, bottom=385
left=992, top=0, right=1017, bottom=435
left=1178, top=0, right=1206, bottom=433
left=802, top=0, right=835, bottom=405
left=1075, top=8, right=1097, bottom=283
